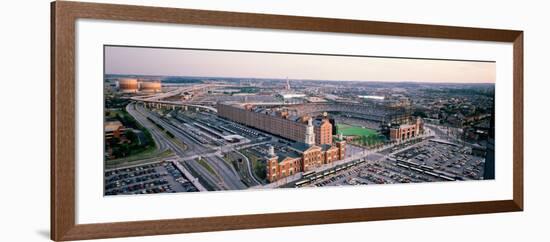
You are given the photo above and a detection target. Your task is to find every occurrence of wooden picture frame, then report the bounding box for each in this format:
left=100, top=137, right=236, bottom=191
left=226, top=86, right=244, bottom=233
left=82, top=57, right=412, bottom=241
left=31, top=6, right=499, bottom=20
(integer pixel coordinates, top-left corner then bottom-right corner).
left=51, top=1, right=523, bottom=241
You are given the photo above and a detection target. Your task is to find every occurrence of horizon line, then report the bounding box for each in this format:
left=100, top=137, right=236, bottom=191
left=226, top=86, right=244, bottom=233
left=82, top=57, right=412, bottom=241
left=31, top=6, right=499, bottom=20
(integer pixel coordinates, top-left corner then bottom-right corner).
left=105, top=73, right=496, bottom=85
left=105, top=45, right=496, bottom=84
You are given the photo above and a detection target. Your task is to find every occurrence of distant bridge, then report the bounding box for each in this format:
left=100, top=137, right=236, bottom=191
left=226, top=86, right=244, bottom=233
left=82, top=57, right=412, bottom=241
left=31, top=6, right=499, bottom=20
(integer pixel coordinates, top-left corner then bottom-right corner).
left=129, top=84, right=223, bottom=112
left=131, top=98, right=217, bottom=113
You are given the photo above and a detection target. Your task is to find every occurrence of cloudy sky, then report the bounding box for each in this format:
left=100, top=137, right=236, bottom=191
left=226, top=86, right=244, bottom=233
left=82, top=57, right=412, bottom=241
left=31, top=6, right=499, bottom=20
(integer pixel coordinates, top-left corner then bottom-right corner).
left=105, top=45, right=495, bottom=83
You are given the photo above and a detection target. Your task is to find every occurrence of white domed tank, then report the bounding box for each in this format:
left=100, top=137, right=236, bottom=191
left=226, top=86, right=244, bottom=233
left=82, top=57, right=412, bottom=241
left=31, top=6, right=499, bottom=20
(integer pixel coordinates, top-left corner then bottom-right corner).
left=117, top=78, right=138, bottom=93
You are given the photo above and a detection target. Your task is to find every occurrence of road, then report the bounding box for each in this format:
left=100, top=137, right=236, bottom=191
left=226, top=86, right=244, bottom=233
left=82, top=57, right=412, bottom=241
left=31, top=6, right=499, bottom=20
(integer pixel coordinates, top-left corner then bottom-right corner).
left=161, top=109, right=247, bottom=190
left=205, top=155, right=247, bottom=189
left=129, top=84, right=225, bottom=112
left=126, top=103, right=171, bottom=153
left=133, top=103, right=247, bottom=190
left=133, top=103, right=223, bottom=190
left=232, top=149, right=263, bottom=186
left=171, top=160, right=208, bottom=192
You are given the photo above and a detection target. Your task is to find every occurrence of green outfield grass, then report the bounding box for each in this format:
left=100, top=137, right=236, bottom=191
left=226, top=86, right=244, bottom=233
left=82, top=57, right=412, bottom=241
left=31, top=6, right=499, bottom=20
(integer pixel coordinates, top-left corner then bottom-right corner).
left=336, top=124, right=378, bottom=137
left=336, top=124, right=384, bottom=146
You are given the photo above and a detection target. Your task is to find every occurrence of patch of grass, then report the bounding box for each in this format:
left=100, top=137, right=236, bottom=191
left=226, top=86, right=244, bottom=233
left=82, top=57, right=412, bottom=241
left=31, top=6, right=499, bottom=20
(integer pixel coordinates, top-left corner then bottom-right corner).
left=182, top=161, right=215, bottom=191
left=223, top=154, right=237, bottom=169
left=169, top=137, right=187, bottom=150
left=197, top=158, right=216, bottom=176
left=240, top=149, right=266, bottom=182
left=337, top=124, right=384, bottom=147
left=254, top=160, right=267, bottom=181
left=105, top=107, right=156, bottom=160
left=224, top=154, right=254, bottom=187
left=105, top=148, right=173, bottom=169
left=106, top=144, right=156, bottom=165
left=336, top=124, right=378, bottom=137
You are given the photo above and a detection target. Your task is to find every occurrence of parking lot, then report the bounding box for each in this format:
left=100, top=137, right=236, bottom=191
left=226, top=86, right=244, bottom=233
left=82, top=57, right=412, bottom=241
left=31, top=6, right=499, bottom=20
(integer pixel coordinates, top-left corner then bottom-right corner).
left=306, top=140, right=486, bottom=188
left=392, top=140, right=485, bottom=180
left=104, top=161, right=199, bottom=195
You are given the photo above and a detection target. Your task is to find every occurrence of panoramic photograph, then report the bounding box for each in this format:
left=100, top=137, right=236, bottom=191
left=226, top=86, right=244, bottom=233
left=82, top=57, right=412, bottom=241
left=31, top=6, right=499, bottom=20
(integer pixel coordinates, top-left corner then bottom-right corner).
left=103, top=45, right=496, bottom=196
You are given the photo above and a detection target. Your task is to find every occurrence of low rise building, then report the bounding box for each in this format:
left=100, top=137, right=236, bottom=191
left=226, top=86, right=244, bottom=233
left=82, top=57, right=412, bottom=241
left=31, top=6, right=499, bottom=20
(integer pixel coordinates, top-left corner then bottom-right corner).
left=104, top=121, right=126, bottom=140
left=266, top=141, right=346, bottom=182
left=388, top=117, right=424, bottom=141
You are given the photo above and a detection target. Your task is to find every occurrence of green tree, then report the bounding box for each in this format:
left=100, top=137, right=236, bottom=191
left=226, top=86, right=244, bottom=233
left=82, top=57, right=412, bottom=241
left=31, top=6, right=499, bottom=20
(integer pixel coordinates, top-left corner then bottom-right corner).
left=255, top=162, right=267, bottom=180
left=124, top=130, right=138, bottom=144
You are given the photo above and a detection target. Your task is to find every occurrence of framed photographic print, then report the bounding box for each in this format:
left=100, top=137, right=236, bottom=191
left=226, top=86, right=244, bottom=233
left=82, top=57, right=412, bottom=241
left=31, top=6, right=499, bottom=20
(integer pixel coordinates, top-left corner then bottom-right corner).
left=51, top=1, right=523, bottom=241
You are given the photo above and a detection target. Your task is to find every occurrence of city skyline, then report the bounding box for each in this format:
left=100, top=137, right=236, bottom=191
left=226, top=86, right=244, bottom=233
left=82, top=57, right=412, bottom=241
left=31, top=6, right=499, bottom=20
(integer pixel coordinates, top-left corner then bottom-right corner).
left=105, top=46, right=496, bottom=84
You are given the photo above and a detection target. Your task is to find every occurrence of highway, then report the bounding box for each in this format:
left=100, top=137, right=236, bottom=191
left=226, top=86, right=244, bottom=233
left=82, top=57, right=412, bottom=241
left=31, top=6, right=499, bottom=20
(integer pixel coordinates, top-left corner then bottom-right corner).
left=128, top=99, right=414, bottom=190
left=129, top=84, right=226, bottom=112
left=165, top=109, right=249, bottom=189
left=126, top=103, right=171, bottom=153
left=133, top=103, right=223, bottom=190
left=133, top=103, right=247, bottom=190
left=205, top=155, right=247, bottom=190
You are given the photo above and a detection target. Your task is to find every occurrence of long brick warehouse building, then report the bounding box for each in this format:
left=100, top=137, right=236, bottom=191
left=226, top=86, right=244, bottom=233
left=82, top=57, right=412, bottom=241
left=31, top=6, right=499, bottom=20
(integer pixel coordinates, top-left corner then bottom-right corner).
left=217, top=103, right=346, bottom=182
left=217, top=103, right=333, bottom=145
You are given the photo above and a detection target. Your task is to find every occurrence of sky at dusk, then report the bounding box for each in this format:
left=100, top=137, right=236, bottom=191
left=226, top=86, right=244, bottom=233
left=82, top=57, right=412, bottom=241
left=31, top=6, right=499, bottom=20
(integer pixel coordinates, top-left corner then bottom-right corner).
left=105, top=46, right=496, bottom=84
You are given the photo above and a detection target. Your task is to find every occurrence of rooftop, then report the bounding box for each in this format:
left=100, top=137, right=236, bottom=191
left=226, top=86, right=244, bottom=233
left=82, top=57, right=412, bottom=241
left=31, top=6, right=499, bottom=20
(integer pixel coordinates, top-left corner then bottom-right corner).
left=290, top=142, right=313, bottom=152
left=105, top=121, right=124, bottom=132
left=270, top=145, right=302, bottom=163
left=312, top=118, right=330, bottom=127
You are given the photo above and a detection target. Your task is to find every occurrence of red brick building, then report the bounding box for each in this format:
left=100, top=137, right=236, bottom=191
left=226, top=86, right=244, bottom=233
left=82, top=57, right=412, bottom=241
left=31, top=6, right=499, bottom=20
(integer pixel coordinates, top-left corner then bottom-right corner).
left=266, top=141, right=346, bottom=182
left=389, top=117, right=424, bottom=141
left=217, top=103, right=333, bottom=145
left=313, top=118, right=332, bottom=145
left=104, top=121, right=126, bottom=140
left=217, top=103, right=347, bottom=183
